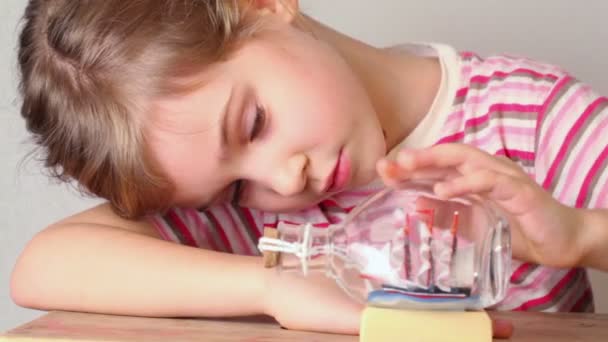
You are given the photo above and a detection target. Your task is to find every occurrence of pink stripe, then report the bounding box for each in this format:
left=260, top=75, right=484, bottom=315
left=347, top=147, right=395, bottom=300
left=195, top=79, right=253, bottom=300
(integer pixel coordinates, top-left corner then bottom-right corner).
left=222, top=206, right=251, bottom=255
left=437, top=132, right=465, bottom=144
left=481, top=57, right=525, bottom=68
left=469, top=69, right=558, bottom=85
left=206, top=211, right=234, bottom=253
left=320, top=199, right=345, bottom=208
left=543, top=97, right=606, bottom=190
left=449, top=84, right=549, bottom=125
left=167, top=210, right=197, bottom=247
left=576, top=144, right=608, bottom=208
left=495, top=148, right=535, bottom=162
left=559, top=116, right=608, bottom=202
left=186, top=210, right=218, bottom=251
left=263, top=214, right=279, bottom=229
left=184, top=210, right=213, bottom=249
left=538, top=85, right=591, bottom=162
left=445, top=104, right=539, bottom=146
left=468, top=55, right=560, bottom=74
left=456, top=88, right=469, bottom=98
left=513, top=269, right=577, bottom=311
left=460, top=51, right=479, bottom=59
left=469, top=126, right=535, bottom=147
left=510, top=263, right=532, bottom=283
left=593, top=175, right=608, bottom=208
left=447, top=110, right=465, bottom=125
left=536, top=77, right=572, bottom=137
left=327, top=214, right=345, bottom=224
left=465, top=83, right=552, bottom=105
left=506, top=268, right=554, bottom=306
left=465, top=104, right=541, bottom=130
left=150, top=217, right=173, bottom=242
left=242, top=208, right=262, bottom=238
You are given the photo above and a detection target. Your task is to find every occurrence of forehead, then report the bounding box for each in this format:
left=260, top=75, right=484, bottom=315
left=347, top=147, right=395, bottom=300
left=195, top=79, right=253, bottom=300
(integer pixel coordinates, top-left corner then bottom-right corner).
left=144, top=37, right=276, bottom=134
left=145, top=70, right=233, bottom=207
left=143, top=36, right=305, bottom=207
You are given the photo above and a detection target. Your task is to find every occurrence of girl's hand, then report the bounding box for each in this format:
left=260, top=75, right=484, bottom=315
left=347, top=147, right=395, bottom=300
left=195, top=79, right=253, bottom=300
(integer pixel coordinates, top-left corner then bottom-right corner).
left=262, top=262, right=363, bottom=335
left=262, top=255, right=514, bottom=338
left=377, top=143, right=586, bottom=269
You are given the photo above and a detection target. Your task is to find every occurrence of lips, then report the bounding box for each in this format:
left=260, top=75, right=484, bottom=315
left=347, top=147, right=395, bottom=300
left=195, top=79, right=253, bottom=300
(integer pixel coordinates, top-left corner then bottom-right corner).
left=323, top=148, right=351, bottom=194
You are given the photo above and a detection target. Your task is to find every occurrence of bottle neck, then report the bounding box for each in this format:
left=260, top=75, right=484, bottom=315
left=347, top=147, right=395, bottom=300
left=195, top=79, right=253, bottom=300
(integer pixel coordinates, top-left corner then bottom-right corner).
left=258, top=223, right=332, bottom=276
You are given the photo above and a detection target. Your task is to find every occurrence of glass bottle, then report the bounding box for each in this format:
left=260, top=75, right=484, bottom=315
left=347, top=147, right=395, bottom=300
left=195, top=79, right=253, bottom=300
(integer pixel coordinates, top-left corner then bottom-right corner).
left=258, top=180, right=511, bottom=311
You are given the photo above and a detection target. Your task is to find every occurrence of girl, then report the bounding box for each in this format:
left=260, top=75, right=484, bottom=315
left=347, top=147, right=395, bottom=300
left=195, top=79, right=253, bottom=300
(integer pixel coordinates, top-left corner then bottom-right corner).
left=12, top=0, right=608, bottom=337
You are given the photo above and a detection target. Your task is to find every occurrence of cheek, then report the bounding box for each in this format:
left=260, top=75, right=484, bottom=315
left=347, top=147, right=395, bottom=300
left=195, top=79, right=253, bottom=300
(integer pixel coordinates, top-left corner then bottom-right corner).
left=243, top=38, right=370, bottom=133
left=262, top=69, right=363, bottom=143
left=282, top=100, right=340, bottom=136
left=148, top=134, right=221, bottom=202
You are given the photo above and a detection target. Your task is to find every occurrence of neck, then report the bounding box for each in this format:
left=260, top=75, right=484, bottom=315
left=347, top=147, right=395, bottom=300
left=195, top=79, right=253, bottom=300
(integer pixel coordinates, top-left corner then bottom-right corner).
left=301, top=16, right=441, bottom=151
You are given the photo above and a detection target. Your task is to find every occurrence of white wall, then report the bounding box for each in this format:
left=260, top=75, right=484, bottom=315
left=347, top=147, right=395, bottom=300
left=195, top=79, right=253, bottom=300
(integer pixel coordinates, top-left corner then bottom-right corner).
left=1, top=0, right=607, bottom=332
left=0, top=0, right=103, bottom=330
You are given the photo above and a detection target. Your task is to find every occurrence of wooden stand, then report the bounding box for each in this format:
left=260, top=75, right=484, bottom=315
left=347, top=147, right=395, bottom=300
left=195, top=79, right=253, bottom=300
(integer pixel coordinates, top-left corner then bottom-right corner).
left=360, top=307, right=492, bottom=342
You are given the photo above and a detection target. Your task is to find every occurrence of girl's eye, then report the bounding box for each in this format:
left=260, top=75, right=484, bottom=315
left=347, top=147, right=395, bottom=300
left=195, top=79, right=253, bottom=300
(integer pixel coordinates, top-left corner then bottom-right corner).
left=247, top=105, right=266, bottom=141
left=232, top=105, right=265, bottom=205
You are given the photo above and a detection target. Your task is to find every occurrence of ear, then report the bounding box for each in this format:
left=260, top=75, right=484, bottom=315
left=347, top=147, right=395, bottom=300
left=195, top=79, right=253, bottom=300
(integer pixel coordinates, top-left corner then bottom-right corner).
left=251, top=0, right=299, bottom=23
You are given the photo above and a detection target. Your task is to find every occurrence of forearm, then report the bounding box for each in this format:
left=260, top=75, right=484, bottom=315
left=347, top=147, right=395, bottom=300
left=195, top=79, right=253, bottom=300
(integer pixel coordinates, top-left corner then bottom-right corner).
left=578, top=208, right=608, bottom=272
left=10, top=223, right=268, bottom=317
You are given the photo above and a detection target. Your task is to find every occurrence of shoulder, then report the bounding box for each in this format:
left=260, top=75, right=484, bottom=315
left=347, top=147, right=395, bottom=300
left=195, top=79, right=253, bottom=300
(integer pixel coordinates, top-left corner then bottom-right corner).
left=456, top=51, right=571, bottom=108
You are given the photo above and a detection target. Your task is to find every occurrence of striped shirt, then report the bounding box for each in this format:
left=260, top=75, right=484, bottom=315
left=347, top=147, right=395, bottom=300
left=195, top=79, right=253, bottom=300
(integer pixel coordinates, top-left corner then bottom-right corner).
left=151, top=43, right=606, bottom=313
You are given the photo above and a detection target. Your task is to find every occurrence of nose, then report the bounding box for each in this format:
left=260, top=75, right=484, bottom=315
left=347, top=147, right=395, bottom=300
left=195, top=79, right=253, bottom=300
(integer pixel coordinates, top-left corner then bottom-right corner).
left=272, top=153, right=308, bottom=197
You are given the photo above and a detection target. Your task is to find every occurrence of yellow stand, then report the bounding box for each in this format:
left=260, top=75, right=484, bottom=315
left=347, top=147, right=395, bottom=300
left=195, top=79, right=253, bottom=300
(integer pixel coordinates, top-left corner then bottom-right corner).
left=360, top=307, right=492, bottom=342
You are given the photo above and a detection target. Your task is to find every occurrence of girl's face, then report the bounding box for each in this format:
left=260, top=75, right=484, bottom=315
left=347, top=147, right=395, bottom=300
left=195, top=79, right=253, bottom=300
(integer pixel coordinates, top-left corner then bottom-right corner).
left=147, top=9, right=386, bottom=212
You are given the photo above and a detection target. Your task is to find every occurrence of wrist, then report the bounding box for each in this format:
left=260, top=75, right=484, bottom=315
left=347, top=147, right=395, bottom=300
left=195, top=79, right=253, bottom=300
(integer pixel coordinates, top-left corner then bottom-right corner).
left=577, top=209, right=607, bottom=270
left=260, top=263, right=278, bottom=316
left=260, top=252, right=303, bottom=316
left=572, top=208, right=590, bottom=267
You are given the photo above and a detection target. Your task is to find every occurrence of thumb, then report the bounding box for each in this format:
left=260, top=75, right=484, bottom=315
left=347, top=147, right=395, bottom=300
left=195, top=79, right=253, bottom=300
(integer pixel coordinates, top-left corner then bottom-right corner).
left=492, top=318, right=514, bottom=339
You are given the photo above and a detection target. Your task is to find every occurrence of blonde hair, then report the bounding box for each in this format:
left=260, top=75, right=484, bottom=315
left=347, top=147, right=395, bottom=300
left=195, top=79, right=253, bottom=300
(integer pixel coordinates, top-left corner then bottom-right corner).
left=18, top=0, right=261, bottom=218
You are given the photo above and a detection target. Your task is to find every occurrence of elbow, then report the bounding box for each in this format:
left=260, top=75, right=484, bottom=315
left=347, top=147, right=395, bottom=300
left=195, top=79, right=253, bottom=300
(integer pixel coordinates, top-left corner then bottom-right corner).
left=10, top=225, right=64, bottom=309
left=10, top=269, right=34, bottom=309
left=10, top=253, right=38, bottom=309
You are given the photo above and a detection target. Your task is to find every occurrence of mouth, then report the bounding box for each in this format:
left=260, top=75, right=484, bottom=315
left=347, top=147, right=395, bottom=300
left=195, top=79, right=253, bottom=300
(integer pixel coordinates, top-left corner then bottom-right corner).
left=322, top=147, right=351, bottom=194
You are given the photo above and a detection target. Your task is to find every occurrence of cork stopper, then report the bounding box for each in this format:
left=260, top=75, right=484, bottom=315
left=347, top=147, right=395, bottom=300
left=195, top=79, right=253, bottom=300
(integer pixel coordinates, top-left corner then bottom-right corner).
left=262, top=227, right=280, bottom=268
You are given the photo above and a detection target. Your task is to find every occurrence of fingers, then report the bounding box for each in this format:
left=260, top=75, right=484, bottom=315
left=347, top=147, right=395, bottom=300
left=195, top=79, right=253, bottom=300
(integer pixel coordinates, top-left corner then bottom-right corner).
left=377, top=159, right=459, bottom=187
left=434, top=169, right=520, bottom=201
left=378, top=144, right=527, bottom=192
left=396, top=144, right=521, bottom=177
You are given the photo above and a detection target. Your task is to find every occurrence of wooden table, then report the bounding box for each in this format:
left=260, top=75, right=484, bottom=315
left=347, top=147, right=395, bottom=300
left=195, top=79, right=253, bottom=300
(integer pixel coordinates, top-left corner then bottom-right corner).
left=2, top=311, right=607, bottom=341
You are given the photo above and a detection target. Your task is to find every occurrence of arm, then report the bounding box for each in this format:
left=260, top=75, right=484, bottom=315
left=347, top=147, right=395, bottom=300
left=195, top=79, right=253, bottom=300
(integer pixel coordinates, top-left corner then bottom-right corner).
left=11, top=203, right=514, bottom=337
left=378, top=75, right=608, bottom=273
left=578, top=209, right=608, bottom=272
left=10, top=203, right=363, bottom=334
left=10, top=203, right=267, bottom=317
left=377, top=143, right=605, bottom=273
